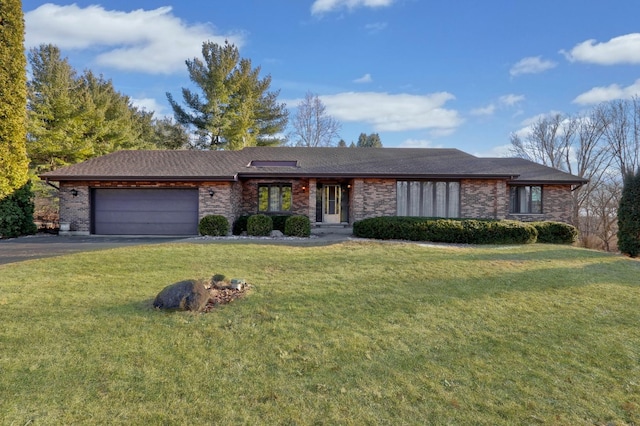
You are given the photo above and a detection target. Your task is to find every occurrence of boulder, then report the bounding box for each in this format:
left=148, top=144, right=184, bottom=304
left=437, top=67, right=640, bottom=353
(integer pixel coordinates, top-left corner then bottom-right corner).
left=153, top=279, right=210, bottom=312
left=271, top=230, right=284, bottom=238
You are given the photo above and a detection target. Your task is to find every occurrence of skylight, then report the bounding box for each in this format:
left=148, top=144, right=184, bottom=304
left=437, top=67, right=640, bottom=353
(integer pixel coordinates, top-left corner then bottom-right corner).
left=249, top=160, right=298, bottom=167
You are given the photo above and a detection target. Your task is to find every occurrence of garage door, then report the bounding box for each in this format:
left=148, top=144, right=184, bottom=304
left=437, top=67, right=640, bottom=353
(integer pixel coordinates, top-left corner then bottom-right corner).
left=92, top=189, right=199, bottom=235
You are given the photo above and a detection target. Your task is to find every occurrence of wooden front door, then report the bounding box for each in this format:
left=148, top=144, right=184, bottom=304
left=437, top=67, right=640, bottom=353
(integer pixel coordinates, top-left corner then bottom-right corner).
left=322, top=185, right=341, bottom=223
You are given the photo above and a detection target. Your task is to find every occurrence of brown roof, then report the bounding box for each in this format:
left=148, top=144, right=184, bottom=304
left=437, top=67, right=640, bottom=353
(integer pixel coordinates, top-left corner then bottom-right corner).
left=40, top=147, right=588, bottom=185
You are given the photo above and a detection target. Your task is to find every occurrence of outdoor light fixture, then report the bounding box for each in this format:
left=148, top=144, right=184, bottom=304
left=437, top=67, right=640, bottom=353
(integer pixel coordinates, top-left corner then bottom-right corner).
left=208, top=188, right=215, bottom=197
left=70, top=189, right=78, bottom=197
left=302, top=185, right=307, bottom=192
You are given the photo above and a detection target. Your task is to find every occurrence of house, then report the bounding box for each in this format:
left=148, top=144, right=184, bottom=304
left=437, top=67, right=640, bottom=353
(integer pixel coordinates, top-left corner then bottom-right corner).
left=39, top=147, right=588, bottom=236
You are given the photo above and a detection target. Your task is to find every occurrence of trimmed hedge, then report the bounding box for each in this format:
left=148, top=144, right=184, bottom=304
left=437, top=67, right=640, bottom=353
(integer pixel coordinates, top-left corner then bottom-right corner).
left=531, top=221, right=578, bottom=244
left=353, top=217, right=538, bottom=245
left=284, top=215, right=311, bottom=237
left=198, top=215, right=229, bottom=236
left=247, top=214, right=273, bottom=236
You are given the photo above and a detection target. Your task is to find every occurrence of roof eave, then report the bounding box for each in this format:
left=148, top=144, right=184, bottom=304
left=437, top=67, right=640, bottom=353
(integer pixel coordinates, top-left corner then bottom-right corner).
left=41, top=175, right=238, bottom=182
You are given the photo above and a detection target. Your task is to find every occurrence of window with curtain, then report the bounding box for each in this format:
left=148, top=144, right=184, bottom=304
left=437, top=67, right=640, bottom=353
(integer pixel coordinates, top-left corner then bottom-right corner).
left=258, top=184, right=292, bottom=213
left=509, top=185, right=542, bottom=214
left=397, top=181, right=460, bottom=218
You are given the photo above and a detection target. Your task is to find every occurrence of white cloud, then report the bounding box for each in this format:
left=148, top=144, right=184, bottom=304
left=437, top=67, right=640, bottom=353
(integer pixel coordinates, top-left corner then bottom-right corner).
left=573, top=79, right=640, bottom=105
left=470, top=104, right=496, bottom=116
left=353, top=73, right=373, bottom=83
left=365, top=22, right=388, bottom=33
left=499, top=94, right=525, bottom=106
left=312, top=0, right=395, bottom=15
left=320, top=91, right=462, bottom=132
left=470, top=94, right=524, bottom=117
left=562, top=33, right=640, bottom=65
left=399, top=139, right=441, bottom=148
left=24, top=4, right=244, bottom=74
left=510, top=56, right=557, bottom=77
left=473, top=144, right=512, bottom=158
left=130, top=97, right=166, bottom=115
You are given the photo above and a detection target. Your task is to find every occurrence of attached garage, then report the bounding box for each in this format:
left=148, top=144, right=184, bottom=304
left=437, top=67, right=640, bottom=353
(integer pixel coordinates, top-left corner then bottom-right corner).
left=92, top=188, right=199, bottom=235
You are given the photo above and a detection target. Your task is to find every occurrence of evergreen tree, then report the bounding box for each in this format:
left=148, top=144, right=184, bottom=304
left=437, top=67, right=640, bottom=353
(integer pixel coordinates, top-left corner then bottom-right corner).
left=337, top=139, right=347, bottom=147
left=27, top=44, right=94, bottom=171
left=357, top=132, right=383, bottom=147
left=0, top=0, right=29, bottom=199
left=167, top=41, right=288, bottom=150
left=617, top=170, right=640, bottom=257
left=27, top=44, right=157, bottom=172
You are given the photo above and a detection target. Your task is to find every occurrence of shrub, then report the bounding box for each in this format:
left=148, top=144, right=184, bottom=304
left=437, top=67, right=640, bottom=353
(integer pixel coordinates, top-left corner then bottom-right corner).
left=198, top=215, right=229, bottom=236
left=531, top=221, right=578, bottom=244
left=284, top=215, right=311, bottom=237
left=0, top=181, right=37, bottom=239
left=271, top=215, right=289, bottom=233
left=618, top=170, right=640, bottom=257
left=232, top=215, right=249, bottom=235
left=353, top=216, right=538, bottom=245
left=247, top=214, right=273, bottom=236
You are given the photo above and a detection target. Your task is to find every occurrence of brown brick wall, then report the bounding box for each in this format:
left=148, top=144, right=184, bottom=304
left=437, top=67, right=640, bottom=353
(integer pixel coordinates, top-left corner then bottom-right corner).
left=57, top=178, right=575, bottom=235
left=506, top=184, right=572, bottom=223
left=460, top=179, right=508, bottom=219
left=351, top=178, right=396, bottom=221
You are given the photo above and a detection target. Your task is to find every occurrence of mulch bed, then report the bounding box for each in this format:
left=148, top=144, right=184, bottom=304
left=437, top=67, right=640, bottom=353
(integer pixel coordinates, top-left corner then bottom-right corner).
left=202, top=285, right=250, bottom=312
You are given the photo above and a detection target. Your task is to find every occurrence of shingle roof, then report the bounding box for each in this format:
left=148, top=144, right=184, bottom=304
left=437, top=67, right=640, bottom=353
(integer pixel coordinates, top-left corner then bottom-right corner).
left=40, top=147, right=588, bottom=185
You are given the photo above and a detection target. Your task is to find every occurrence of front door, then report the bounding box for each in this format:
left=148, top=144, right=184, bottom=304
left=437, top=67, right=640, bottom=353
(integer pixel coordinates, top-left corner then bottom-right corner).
left=323, top=185, right=341, bottom=223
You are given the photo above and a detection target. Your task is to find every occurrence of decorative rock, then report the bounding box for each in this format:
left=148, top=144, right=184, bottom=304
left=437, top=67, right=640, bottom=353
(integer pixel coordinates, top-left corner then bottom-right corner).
left=153, top=280, right=210, bottom=312
left=270, top=230, right=284, bottom=238
left=229, top=278, right=246, bottom=290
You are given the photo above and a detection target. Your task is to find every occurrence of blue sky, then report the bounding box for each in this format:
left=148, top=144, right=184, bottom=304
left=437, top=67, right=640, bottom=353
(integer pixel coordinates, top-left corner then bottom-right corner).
left=22, top=0, right=640, bottom=156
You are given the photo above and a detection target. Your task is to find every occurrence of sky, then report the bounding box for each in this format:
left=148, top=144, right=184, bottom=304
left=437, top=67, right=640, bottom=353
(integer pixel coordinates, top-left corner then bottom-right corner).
left=21, top=0, right=640, bottom=157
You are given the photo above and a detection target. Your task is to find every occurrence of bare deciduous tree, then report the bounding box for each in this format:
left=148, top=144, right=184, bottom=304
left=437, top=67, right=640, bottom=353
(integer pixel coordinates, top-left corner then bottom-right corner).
left=289, top=92, right=341, bottom=147
left=595, top=98, right=640, bottom=178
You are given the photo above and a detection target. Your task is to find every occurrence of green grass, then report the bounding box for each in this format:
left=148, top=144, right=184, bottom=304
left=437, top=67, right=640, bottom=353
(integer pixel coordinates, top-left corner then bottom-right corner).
left=1, top=241, right=640, bottom=425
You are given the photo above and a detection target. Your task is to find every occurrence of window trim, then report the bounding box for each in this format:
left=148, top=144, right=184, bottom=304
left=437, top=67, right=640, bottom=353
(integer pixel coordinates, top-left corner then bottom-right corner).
left=258, top=183, right=293, bottom=213
left=396, top=180, right=460, bottom=218
left=509, top=185, right=543, bottom=214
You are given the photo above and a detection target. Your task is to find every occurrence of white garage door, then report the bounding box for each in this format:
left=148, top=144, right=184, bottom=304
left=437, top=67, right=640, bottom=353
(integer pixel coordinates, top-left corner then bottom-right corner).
left=92, top=189, right=199, bottom=235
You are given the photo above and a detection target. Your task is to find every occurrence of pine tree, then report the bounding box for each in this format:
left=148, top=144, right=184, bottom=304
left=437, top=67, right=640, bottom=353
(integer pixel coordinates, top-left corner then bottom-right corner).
left=0, top=0, right=29, bottom=199
left=617, top=170, right=640, bottom=257
left=167, top=41, right=288, bottom=150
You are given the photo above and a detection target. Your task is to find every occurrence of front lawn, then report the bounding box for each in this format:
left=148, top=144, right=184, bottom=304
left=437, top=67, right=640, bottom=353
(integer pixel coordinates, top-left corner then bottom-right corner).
left=1, top=241, right=639, bottom=424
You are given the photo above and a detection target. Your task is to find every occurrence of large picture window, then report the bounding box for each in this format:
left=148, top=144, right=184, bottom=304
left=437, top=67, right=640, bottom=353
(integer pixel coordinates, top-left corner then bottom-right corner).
left=397, top=181, right=460, bottom=218
left=258, top=184, right=292, bottom=213
left=510, top=185, right=542, bottom=214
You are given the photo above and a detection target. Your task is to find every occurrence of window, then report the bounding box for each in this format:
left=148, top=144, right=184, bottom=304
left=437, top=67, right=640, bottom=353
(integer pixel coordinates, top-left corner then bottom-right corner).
left=510, top=186, right=542, bottom=214
left=397, top=181, right=460, bottom=218
left=258, top=184, right=292, bottom=212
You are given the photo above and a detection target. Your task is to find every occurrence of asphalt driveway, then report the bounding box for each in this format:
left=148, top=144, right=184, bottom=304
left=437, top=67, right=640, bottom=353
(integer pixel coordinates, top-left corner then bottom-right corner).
left=0, top=231, right=354, bottom=265
left=0, top=234, right=189, bottom=265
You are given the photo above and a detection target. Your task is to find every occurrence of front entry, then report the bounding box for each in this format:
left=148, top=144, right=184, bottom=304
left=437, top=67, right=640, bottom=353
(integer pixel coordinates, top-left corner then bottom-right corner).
left=322, top=184, right=341, bottom=223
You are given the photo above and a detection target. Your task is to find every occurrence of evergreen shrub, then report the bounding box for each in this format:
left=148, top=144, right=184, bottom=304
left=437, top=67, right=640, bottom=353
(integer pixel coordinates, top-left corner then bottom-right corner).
left=284, top=215, right=311, bottom=237
left=198, top=215, right=229, bottom=236
left=353, top=217, right=538, bottom=245
left=0, top=182, right=38, bottom=238
left=247, top=214, right=273, bottom=236
left=232, top=215, right=249, bottom=235
left=531, top=221, right=578, bottom=244
left=618, top=170, right=640, bottom=257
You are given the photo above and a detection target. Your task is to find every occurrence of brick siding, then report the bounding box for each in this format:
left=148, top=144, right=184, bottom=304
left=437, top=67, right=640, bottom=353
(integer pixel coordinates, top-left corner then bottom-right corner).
left=58, top=178, right=575, bottom=235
